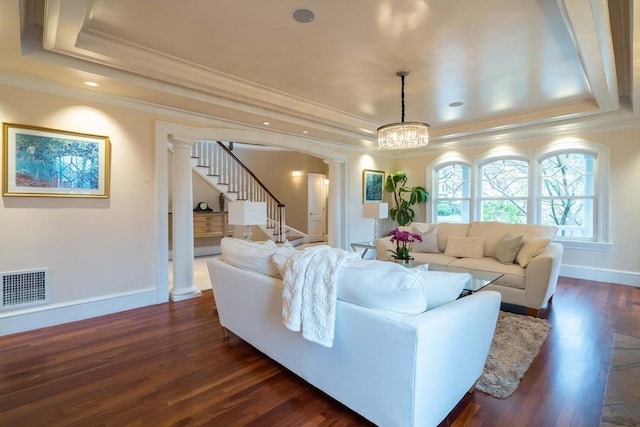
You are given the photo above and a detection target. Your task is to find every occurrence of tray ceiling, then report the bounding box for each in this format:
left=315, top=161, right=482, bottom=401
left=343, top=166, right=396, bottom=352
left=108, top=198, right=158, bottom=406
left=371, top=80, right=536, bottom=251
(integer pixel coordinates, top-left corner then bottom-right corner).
left=1, top=0, right=637, bottom=150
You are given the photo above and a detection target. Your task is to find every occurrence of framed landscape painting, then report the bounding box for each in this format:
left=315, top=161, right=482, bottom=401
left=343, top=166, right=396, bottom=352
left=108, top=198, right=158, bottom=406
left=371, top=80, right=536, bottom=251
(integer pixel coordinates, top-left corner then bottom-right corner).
left=2, top=123, right=111, bottom=198
left=363, top=169, right=385, bottom=202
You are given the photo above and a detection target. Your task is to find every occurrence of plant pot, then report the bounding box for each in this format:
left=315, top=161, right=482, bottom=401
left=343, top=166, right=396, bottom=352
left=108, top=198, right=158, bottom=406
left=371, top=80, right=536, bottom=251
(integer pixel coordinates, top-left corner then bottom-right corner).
left=393, top=258, right=413, bottom=267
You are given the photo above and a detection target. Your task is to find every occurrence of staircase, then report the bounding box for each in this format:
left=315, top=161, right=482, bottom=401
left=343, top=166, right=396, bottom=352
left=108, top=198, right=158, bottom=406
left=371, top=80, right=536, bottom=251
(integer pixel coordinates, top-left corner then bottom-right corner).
left=186, top=140, right=302, bottom=243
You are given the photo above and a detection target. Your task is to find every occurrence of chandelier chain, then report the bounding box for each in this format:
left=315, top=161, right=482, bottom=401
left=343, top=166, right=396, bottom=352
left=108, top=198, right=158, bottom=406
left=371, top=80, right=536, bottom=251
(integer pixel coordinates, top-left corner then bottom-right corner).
left=400, top=74, right=405, bottom=123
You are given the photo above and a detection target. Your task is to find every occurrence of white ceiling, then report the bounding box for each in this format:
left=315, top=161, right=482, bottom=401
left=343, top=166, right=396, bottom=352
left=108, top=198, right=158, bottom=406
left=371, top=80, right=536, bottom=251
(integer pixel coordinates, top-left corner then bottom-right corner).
left=1, top=0, right=638, bottom=150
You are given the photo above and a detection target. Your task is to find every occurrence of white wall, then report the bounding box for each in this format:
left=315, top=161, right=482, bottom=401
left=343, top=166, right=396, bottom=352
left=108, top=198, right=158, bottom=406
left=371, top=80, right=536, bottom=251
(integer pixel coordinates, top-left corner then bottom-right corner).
left=0, top=86, right=162, bottom=334
left=347, top=153, right=397, bottom=243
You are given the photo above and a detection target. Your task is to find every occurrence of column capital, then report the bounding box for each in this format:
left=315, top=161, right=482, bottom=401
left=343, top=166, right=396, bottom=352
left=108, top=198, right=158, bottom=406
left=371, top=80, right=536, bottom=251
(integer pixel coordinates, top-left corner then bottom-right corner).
left=168, top=135, right=195, bottom=149
left=323, top=156, right=347, bottom=166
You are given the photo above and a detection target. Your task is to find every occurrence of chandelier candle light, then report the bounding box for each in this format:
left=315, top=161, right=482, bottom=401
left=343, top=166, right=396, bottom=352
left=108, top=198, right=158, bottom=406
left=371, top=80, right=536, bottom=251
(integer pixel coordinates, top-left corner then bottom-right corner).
left=378, top=71, right=430, bottom=150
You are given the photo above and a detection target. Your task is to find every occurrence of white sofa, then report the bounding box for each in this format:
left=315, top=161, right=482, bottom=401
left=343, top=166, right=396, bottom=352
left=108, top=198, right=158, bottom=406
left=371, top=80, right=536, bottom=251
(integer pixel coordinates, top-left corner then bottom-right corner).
left=376, top=221, right=563, bottom=316
left=208, top=240, right=501, bottom=427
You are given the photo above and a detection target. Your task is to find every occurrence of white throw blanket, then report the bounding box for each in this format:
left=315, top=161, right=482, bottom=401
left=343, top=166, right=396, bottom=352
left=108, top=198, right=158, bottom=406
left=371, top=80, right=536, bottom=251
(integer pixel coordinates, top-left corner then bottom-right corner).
left=282, top=245, right=357, bottom=347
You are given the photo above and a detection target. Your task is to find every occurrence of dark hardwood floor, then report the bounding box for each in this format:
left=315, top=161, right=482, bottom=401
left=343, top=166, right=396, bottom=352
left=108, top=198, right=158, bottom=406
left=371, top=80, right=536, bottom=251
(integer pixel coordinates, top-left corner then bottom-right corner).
left=1, top=277, right=638, bottom=427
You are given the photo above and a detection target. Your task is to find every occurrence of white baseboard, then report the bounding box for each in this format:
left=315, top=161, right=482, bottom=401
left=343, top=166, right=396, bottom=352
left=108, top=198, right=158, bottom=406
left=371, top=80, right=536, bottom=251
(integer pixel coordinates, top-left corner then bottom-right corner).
left=560, top=264, right=640, bottom=287
left=0, top=288, right=157, bottom=336
left=168, top=245, right=221, bottom=260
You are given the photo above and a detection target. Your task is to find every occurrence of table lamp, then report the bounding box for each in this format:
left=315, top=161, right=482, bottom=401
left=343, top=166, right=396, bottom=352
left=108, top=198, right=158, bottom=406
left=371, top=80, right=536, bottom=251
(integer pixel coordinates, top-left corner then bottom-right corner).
left=363, top=202, right=388, bottom=242
left=228, top=201, right=267, bottom=241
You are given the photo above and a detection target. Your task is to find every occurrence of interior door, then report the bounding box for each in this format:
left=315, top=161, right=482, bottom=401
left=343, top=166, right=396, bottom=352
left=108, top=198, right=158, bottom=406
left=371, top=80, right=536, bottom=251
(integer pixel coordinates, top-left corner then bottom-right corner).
left=307, top=173, right=327, bottom=242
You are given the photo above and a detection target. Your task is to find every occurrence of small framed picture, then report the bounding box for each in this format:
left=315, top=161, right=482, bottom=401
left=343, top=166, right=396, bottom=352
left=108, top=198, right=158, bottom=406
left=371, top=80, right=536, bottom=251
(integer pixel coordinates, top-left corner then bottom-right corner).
left=363, top=169, right=385, bottom=202
left=2, top=123, right=111, bottom=198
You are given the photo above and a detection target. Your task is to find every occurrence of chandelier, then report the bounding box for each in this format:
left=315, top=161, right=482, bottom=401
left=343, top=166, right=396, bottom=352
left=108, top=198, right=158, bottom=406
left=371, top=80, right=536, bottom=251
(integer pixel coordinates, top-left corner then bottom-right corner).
left=377, top=71, right=430, bottom=150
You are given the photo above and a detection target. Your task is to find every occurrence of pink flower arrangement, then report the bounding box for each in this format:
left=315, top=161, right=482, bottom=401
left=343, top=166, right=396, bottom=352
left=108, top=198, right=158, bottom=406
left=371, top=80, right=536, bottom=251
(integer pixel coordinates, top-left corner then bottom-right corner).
left=388, top=228, right=422, bottom=261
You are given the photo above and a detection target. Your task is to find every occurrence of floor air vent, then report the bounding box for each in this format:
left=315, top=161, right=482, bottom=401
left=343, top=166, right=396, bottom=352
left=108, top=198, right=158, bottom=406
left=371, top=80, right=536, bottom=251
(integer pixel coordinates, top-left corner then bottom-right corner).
left=1, top=268, right=49, bottom=310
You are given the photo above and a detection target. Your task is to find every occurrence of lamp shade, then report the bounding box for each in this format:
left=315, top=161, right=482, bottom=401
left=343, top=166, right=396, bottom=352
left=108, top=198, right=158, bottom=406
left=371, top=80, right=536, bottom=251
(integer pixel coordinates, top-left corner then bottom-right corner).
left=363, top=202, right=388, bottom=219
left=228, top=201, right=267, bottom=225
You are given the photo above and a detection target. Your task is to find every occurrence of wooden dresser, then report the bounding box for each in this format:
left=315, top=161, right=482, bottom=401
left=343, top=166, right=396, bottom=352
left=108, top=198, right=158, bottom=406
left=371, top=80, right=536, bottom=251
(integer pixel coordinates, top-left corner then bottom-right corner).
left=168, top=212, right=227, bottom=238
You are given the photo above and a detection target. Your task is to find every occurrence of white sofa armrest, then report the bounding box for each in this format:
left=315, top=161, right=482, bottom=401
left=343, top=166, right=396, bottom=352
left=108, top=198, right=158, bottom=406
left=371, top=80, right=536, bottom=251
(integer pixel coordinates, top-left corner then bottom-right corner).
left=524, top=242, right=564, bottom=309
left=401, top=290, right=501, bottom=426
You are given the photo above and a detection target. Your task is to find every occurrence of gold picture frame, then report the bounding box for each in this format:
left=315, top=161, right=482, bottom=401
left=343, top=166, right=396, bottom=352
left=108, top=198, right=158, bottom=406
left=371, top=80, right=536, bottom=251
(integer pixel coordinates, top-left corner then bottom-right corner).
left=2, top=123, right=111, bottom=198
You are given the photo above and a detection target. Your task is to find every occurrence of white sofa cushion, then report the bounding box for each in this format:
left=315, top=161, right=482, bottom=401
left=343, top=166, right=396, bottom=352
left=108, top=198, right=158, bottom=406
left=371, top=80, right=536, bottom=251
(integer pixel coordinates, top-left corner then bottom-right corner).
left=414, top=265, right=469, bottom=309
left=336, top=259, right=428, bottom=314
left=444, top=237, right=485, bottom=258
left=516, top=236, right=551, bottom=267
left=220, top=237, right=280, bottom=277
left=271, top=242, right=298, bottom=276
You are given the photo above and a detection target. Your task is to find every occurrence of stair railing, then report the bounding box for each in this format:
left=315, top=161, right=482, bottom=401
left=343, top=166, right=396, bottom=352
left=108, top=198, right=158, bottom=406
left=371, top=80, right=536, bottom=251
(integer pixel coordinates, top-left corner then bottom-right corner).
left=191, top=140, right=286, bottom=243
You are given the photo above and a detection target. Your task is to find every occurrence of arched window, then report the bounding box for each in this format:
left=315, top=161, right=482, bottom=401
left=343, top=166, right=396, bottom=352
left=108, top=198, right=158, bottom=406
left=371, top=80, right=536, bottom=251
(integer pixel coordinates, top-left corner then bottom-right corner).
left=479, top=158, right=528, bottom=223
left=433, top=163, right=471, bottom=223
left=426, top=141, right=608, bottom=245
left=539, top=152, right=596, bottom=240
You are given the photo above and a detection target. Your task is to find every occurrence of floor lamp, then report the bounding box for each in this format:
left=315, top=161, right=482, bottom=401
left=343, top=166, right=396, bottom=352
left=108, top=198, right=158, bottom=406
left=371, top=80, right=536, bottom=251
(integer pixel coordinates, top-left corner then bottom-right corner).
left=363, top=202, right=388, bottom=242
left=228, top=201, right=267, bottom=241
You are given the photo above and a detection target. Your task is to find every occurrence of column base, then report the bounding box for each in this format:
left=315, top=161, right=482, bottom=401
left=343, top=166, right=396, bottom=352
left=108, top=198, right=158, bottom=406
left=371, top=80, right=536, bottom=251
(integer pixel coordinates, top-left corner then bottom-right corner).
left=170, top=286, right=202, bottom=302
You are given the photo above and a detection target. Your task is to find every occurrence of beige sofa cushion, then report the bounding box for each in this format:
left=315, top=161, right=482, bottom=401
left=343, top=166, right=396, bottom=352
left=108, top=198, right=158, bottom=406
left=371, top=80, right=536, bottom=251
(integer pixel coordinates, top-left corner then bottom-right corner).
left=433, top=223, right=470, bottom=252
left=468, top=222, right=557, bottom=258
left=411, top=225, right=439, bottom=253
left=410, top=252, right=458, bottom=265
left=495, top=232, right=524, bottom=264
left=516, top=236, right=551, bottom=267
left=449, top=257, right=526, bottom=290
left=444, top=237, right=485, bottom=258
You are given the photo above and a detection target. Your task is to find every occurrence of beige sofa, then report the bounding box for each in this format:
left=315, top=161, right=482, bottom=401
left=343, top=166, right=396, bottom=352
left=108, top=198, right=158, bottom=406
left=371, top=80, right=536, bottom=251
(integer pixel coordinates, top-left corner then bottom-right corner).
left=376, top=222, right=563, bottom=316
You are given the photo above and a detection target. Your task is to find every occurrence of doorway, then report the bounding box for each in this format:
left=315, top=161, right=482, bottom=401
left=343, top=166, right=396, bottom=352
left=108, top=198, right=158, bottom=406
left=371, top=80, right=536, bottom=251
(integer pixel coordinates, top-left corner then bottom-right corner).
left=307, top=173, right=327, bottom=242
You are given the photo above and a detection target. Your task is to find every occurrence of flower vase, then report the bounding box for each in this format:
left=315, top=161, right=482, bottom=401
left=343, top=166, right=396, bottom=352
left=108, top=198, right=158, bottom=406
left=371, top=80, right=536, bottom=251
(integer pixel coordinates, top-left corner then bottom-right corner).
left=393, top=258, right=413, bottom=267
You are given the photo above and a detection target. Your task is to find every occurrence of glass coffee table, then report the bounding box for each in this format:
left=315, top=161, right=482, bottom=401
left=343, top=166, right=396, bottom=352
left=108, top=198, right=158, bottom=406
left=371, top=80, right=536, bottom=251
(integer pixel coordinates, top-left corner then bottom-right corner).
left=392, top=260, right=503, bottom=298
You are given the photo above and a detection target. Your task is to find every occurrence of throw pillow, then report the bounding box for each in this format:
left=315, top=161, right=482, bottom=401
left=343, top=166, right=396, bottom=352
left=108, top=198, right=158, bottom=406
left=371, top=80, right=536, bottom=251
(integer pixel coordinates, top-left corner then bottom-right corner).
left=336, top=259, right=428, bottom=314
left=516, top=237, right=551, bottom=268
left=271, top=241, right=298, bottom=277
left=411, top=225, right=439, bottom=253
left=410, top=222, right=431, bottom=233
left=444, top=237, right=485, bottom=259
left=494, top=232, right=524, bottom=264
left=415, top=265, right=470, bottom=309
left=220, top=237, right=280, bottom=277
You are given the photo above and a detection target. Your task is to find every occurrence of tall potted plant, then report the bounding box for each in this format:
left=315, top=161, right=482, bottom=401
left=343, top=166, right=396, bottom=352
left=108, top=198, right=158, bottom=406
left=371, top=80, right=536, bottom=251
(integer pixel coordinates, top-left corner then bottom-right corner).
left=384, top=171, right=429, bottom=226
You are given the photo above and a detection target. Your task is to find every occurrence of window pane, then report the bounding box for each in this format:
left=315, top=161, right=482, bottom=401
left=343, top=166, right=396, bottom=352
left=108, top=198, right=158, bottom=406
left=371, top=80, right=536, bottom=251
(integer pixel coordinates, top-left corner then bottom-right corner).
left=541, top=153, right=594, bottom=197
left=541, top=198, right=594, bottom=239
left=436, top=200, right=469, bottom=223
left=437, top=164, right=470, bottom=198
left=481, top=200, right=527, bottom=223
left=481, top=159, right=528, bottom=197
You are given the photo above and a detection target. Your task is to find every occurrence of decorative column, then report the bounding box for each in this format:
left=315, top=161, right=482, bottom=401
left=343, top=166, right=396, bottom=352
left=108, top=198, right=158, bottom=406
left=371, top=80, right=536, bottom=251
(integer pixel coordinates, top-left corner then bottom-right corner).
left=170, top=139, right=201, bottom=302
left=324, top=159, right=344, bottom=248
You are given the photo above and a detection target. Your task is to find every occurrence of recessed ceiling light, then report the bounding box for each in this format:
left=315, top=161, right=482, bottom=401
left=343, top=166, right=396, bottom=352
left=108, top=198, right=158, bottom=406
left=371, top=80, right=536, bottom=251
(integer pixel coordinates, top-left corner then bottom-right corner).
left=263, top=121, right=270, bottom=126
left=302, top=130, right=309, bottom=134
left=449, top=101, right=464, bottom=107
left=292, top=8, right=315, bottom=23
left=84, top=81, right=99, bottom=87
